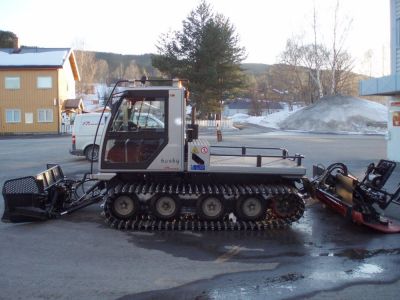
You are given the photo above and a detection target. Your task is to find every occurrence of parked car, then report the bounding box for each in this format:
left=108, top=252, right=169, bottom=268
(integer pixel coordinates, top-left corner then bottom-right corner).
left=132, top=114, right=164, bottom=128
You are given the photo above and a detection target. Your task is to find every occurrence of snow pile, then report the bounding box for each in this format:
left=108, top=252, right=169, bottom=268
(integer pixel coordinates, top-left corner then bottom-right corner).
left=278, top=95, right=387, bottom=134
left=247, top=109, right=300, bottom=129
left=228, top=113, right=250, bottom=120
left=228, top=107, right=301, bottom=130
left=227, top=96, right=387, bottom=134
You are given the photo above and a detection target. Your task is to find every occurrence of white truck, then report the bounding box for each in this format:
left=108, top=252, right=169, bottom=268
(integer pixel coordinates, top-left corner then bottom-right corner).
left=70, top=113, right=109, bottom=161
left=70, top=112, right=165, bottom=161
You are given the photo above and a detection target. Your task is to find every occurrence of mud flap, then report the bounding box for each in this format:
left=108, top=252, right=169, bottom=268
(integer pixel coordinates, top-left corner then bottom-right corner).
left=2, top=165, right=64, bottom=223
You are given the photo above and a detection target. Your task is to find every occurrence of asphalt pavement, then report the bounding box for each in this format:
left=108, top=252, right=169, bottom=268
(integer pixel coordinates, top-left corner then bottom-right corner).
left=0, top=132, right=399, bottom=300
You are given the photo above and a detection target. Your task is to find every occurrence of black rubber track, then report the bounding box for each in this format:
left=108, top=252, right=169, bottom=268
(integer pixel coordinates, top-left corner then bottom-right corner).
left=102, top=182, right=306, bottom=231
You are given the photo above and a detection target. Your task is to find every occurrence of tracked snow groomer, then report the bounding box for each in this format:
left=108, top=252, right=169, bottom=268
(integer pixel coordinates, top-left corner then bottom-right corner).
left=2, top=79, right=308, bottom=231
left=312, top=160, right=400, bottom=233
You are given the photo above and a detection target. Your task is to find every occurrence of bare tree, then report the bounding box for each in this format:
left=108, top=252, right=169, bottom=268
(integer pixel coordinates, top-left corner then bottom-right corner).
left=280, top=37, right=309, bottom=101
left=73, top=39, right=98, bottom=96
left=94, top=59, right=109, bottom=83
left=361, top=49, right=374, bottom=77
left=246, top=74, right=262, bottom=116
left=279, top=1, right=355, bottom=102
left=256, top=72, right=270, bottom=101
left=332, top=51, right=355, bottom=94
left=311, top=6, right=325, bottom=99
left=123, top=61, right=142, bottom=79
left=74, top=50, right=98, bottom=95
left=109, top=61, right=143, bottom=81
left=328, top=0, right=353, bottom=95
left=280, top=8, right=329, bottom=102
left=111, top=63, right=125, bottom=80
left=281, top=37, right=328, bottom=102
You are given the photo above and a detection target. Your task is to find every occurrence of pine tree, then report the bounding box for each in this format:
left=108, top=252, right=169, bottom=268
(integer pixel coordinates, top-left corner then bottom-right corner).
left=152, top=1, right=246, bottom=117
left=0, top=30, right=18, bottom=48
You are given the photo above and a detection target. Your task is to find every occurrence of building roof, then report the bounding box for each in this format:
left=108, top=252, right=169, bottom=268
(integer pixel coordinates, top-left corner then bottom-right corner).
left=63, top=99, right=84, bottom=110
left=0, top=47, right=80, bottom=80
left=359, top=74, right=400, bottom=96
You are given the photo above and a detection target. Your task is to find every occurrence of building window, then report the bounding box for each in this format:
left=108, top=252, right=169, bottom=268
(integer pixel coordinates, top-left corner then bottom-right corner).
left=37, top=109, right=53, bottom=122
left=5, top=109, right=21, bottom=123
left=25, top=112, right=33, bottom=124
left=5, top=77, right=20, bottom=89
left=37, top=76, right=52, bottom=89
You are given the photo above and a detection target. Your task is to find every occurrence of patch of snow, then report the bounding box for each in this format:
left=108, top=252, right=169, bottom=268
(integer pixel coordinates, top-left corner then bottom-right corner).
left=228, top=113, right=251, bottom=121
left=186, top=105, right=192, bottom=115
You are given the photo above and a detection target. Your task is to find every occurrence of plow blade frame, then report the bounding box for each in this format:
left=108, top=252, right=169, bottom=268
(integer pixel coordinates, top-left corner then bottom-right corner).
left=2, top=165, right=64, bottom=223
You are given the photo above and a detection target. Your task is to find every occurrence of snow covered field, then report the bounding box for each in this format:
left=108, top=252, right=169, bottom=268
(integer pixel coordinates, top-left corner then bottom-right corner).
left=228, top=96, right=388, bottom=135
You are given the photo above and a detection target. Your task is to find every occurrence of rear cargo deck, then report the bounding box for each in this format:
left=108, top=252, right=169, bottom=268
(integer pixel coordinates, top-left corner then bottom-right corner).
left=187, top=140, right=306, bottom=177
left=209, top=155, right=306, bottom=176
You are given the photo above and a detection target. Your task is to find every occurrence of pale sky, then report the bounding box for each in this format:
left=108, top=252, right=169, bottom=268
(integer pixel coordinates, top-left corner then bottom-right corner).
left=0, top=0, right=390, bottom=76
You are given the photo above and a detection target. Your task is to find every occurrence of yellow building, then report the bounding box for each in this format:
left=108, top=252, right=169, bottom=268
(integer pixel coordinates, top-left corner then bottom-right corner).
left=0, top=47, right=80, bottom=134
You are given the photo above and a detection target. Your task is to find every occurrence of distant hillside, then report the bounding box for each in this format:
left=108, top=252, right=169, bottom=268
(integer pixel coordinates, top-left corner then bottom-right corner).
left=241, top=63, right=270, bottom=75
left=90, top=51, right=159, bottom=77
left=89, top=51, right=271, bottom=78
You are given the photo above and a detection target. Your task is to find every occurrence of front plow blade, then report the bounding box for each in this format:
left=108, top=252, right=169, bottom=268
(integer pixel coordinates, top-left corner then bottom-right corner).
left=2, top=165, right=64, bottom=223
left=2, top=176, right=49, bottom=222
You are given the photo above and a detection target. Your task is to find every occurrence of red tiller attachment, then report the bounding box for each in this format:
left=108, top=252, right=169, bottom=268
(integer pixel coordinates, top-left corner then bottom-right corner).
left=312, top=160, right=400, bottom=233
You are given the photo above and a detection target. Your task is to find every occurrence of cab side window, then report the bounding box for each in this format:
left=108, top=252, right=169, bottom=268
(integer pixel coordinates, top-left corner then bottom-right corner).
left=111, top=98, right=165, bottom=132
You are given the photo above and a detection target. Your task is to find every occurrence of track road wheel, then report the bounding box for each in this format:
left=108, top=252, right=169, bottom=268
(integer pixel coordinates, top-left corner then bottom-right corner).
left=236, top=196, right=266, bottom=221
left=151, top=195, right=181, bottom=220
left=271, top=194, right=300, bottom=218
left=111, top=195, right=139, bottom=219
left=197, top=196, right=225, bottom=221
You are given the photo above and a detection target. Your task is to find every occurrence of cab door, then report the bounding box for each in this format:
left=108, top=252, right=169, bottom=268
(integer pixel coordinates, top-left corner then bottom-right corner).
left=100, top=90, right=168, bottom=171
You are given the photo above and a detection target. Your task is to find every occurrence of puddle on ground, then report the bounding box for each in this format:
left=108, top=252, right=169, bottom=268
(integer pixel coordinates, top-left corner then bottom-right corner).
left=265, top=272, right=305, bottom=284
left=352, top=263, right=384, bottom=276
left=310, top=262, right=384, bottom=282
left=223, top=245, right=264, bottom=252
left=291, top=220, right=313, bottom=235
left=334, top=248, right=400, bottom=260
left=308, top=247, right=400, bottom=260
left=206, top=273, right=304, bottom=299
